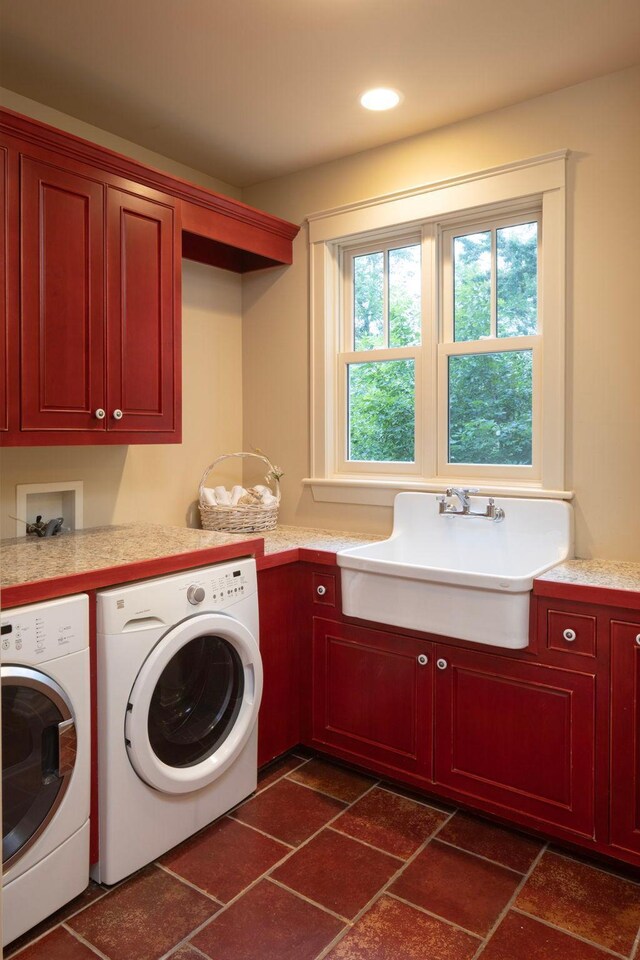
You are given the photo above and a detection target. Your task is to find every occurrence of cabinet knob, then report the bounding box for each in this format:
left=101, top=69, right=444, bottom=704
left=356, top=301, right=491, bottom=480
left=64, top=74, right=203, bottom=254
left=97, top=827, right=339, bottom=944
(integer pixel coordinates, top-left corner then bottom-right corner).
left=436, top=658, right=448, bottom=670
left=316, top=585, right=327, bottom=596
left=563, top=628, right=576, bottom=642
left=417, top=654, right=428, bottom=666
left=636, top=634, right=640, bottom=646
left=94, top=408, right=106, bottom=420
left=112, top=409, right=124, bottom=420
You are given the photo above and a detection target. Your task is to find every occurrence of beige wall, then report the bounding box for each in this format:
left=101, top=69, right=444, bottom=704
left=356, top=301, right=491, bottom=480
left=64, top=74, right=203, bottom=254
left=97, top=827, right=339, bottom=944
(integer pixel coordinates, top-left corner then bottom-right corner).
left=242, top=65, right=640, bottom=561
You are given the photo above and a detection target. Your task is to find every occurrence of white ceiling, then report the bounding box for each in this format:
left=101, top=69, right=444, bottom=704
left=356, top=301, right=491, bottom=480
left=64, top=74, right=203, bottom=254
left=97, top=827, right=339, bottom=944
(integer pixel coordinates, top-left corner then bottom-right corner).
left=1, top=0, right=639, bottom=187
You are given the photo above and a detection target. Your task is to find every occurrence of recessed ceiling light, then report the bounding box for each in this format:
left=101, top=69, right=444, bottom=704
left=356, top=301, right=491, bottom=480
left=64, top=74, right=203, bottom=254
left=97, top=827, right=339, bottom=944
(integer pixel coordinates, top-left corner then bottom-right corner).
left=360, top=88, right=402, bottom=111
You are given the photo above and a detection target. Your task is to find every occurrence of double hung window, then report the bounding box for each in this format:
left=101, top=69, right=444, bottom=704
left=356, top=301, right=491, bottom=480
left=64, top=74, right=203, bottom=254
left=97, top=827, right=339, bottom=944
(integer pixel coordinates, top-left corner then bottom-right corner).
left=309, top=152, right=566, bottom=502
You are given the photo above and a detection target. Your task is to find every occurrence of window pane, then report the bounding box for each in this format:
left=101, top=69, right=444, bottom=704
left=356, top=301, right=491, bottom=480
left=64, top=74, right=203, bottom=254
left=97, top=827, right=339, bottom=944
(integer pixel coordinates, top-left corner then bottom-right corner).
left=348, top=359, right=415, bottom=462
left=389, top=244, right=421, bottom=346
left=353, top=252, right=384, bottom=350
left=454, top=231, right=491, bottom=341
left=448, top=351, right=532, bottom=465
left=497, top=222, right=538, bottom=337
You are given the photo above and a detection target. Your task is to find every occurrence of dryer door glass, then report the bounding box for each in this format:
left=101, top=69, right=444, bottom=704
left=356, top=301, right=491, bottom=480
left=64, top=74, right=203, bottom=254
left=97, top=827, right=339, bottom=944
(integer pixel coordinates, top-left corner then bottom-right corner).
left=1, top=670, right=74, bottom=868
left=147, top=635, right=244, bottom=768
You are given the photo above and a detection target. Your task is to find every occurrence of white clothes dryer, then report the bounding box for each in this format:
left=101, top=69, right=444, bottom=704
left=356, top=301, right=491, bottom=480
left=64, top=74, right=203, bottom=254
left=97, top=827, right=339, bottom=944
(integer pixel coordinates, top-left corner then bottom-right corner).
left=1, top=594, right=90, bottom=948
left=92, top=558, right=262, bottom=885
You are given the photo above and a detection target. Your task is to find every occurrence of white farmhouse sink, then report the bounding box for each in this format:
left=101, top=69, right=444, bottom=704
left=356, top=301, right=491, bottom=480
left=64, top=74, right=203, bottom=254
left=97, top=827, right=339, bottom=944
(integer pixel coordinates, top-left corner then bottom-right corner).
left=337, top=493, right=573, bottom=649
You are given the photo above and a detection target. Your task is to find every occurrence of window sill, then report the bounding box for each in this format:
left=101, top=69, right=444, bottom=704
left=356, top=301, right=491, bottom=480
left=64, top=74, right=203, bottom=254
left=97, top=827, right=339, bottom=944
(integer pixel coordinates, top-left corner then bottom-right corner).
left=304, top=477, right=573, bottom=507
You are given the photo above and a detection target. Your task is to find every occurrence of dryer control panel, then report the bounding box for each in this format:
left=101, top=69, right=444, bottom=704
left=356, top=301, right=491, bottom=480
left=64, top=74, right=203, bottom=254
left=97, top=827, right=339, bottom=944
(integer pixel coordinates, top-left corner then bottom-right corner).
left=1, top=594, right=89, bottom=663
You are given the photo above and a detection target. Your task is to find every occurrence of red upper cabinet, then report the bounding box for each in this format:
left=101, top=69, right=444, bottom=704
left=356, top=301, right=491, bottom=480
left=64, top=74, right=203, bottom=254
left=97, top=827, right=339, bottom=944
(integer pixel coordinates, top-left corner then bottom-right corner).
left=1, top=105, right=299, bottom=446
left=0, top=143, right=8, bottom=432
left=106, top=187, right=180, bottom=435
left=20, top=155, right=106, bottom=434
left=434, top=645, right=596, bottom=838
left=6, top=147, right=181, bottom=445
left=610, top=619, right=640, bottom=856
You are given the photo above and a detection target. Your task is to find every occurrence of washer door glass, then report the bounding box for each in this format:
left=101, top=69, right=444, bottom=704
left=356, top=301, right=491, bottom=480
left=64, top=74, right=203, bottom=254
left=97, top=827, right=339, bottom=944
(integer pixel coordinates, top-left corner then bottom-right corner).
left=148, top=635, right=244, bottom=768
left=2, top=669, right=75, bottom=869
left=125, top=612, right=263, bottom=795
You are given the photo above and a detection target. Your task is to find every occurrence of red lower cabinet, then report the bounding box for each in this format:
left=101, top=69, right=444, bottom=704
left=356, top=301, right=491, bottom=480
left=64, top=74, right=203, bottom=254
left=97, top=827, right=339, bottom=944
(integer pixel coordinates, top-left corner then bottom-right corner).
left=610, top=619, right=640, bottom=855
left=257, top=565, right=303, bottom=767
left=312, top=618, right=433, bottom=782
left=434, top=645, right=596, bottom=838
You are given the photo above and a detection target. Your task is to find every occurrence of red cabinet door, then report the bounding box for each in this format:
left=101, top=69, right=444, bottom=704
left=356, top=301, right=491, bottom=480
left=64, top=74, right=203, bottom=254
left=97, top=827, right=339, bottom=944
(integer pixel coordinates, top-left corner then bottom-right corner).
left=106, top=187, right=179, bottom=436
left=313, top=618, right=433, bottom=782
left=20, top=155, right=106, bottom=432
left=610, top=620, right=640, bottom=855
left=434, top=645, right=596, bottom=837
left=257, top=565, right=303, bottom=766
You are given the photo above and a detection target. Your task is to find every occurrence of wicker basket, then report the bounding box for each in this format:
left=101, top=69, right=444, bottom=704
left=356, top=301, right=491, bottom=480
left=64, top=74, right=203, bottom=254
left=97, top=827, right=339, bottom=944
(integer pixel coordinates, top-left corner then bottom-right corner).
left=198, top=452, right=280, bottom=533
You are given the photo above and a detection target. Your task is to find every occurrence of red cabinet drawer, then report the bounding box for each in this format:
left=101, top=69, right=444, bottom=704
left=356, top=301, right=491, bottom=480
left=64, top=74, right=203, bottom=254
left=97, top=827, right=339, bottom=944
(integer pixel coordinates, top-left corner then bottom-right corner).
left=547, top=609, right=597, bottom=658
left=312, top=573, right=336, bottom=607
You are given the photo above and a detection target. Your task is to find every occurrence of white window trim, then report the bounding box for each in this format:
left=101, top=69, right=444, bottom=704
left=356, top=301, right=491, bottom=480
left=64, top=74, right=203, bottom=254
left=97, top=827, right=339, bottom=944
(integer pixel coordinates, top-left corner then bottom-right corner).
left=306, top=151, right=571, bottom=506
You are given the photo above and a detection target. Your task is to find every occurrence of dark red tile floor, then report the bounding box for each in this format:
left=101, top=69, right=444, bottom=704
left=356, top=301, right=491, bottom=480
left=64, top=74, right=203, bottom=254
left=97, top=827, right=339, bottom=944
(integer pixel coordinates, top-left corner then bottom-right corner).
left=7, top=752, right=640, bottom=960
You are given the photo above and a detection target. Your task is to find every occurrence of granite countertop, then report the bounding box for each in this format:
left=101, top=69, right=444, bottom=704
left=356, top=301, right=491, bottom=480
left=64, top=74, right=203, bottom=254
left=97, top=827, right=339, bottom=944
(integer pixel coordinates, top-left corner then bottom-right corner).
left=537, top=559, right=640, bottom=593
left=0, top=523, right=261, bottom=590
left=261, top=524, right=382, bottom=556
left=0, top=522, right=382, bottom=594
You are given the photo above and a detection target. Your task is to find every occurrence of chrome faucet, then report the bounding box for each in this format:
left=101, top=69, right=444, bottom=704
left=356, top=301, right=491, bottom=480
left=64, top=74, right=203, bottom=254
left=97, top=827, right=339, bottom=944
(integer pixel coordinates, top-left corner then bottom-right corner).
left=436, top=488, right=505, bottom=522
left=450, top=487, right=477, bottom=512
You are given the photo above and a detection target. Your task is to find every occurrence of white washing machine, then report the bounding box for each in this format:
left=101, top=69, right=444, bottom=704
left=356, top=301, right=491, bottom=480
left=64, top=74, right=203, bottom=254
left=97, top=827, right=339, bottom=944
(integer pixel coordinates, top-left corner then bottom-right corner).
left=92, top=558, right=263, bottom=885
left=1, top=594, right=91, bottom=948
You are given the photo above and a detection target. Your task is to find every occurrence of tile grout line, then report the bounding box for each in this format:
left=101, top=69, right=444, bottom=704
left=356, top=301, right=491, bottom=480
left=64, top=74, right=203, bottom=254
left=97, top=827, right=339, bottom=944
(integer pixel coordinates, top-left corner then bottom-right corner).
left=385, top=891, right=484, bottom=941
left=324, top=824, right=405, bottom=862
left=253, top=757, right=311, bottom=795
left=631, top=924, right=640, bottom=960
left=549, top=844, right=640, bottom=887
left=313, top=800, right=460, bottom=959
left=425, top=835, right=529, bottom=876
left=267, top=875, right=351, bottom=924
left=375, top=781, right=455, bottom=810
left=284, top=773, right=380, bottom=805
left=511, top=906, right=632, bottom=960
left=164, top=943, right=211, bottom=960
left=60, top=923, right=112, bottom=960
left=224, top=810, right=297, bottom=847
left=469, top=842, right=549, bottom=960
left=151, top=776, right=391, bottom=955
left=156, top=862, right=226, bottom=905
left=4, top=884, right=115, bottom=959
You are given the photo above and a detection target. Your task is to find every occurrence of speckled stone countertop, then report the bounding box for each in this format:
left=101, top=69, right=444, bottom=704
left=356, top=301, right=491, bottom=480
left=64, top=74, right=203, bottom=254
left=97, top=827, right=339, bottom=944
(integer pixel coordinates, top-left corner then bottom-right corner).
left=261, top=524, right=382, bottom=556
left=0, top=522, right=383, bottom=603
left=0, top=524, right=262, bottom=590
left=537, top=559, right=640, bottom=593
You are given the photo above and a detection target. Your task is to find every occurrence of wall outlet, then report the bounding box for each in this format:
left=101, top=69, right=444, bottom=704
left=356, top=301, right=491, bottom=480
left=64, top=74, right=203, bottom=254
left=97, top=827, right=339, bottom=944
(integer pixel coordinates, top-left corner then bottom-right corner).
left=15, top=481, right=84, bottom=538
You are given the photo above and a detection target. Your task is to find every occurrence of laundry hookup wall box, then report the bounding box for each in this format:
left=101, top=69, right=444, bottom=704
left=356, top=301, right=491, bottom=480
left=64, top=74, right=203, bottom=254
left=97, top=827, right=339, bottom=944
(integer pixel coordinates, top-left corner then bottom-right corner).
left=15, top=481, right=84, bottom=537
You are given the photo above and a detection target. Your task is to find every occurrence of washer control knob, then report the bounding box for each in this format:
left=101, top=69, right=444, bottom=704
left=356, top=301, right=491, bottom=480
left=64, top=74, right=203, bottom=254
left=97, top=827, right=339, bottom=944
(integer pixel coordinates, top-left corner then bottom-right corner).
left=187, top=585, right=206, bottom=605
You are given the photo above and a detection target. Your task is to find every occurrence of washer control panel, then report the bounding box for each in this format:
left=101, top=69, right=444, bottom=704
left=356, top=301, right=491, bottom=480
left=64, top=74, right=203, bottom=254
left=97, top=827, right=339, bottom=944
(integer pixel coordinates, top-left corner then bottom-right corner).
left=1, top=594, right=89, bottom=664
left=97, top=558, right=258, bottom=636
